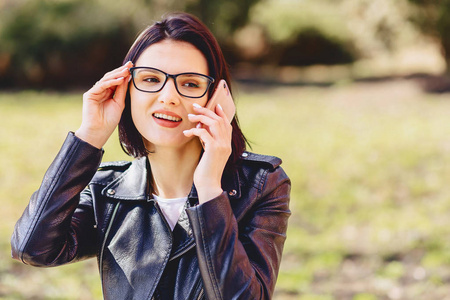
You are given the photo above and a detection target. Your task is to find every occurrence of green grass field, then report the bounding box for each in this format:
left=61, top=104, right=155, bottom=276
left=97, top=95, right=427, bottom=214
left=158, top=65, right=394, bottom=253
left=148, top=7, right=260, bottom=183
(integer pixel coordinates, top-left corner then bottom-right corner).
left=1, top=79, right=450, bottom=299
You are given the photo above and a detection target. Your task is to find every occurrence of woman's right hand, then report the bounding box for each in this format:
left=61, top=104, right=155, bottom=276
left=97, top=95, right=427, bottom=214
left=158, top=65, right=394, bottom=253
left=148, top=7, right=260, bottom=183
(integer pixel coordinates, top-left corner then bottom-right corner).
left=75, top=61, right=133, bottom=149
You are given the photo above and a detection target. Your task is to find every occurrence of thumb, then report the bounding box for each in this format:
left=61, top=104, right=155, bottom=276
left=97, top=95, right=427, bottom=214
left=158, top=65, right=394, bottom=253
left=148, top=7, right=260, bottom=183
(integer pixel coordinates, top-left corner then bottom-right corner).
left=113, top=75, right=130, bottom=109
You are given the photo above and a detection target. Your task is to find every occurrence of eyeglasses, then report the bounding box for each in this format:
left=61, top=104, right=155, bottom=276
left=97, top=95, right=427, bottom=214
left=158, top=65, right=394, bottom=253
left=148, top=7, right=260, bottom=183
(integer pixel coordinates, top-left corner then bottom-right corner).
left=130, top=67, right=215, bottom=98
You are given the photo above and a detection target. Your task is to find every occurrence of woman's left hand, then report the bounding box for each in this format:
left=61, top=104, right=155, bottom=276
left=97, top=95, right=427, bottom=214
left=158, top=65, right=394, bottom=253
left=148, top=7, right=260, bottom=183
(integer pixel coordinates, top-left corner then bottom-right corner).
left=183, top=103, right=232, bottom=204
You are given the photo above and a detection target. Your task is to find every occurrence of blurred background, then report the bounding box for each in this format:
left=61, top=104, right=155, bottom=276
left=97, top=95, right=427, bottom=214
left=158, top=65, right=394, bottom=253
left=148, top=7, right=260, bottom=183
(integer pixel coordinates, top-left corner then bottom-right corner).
left=2, top=0, right=450, bottom=299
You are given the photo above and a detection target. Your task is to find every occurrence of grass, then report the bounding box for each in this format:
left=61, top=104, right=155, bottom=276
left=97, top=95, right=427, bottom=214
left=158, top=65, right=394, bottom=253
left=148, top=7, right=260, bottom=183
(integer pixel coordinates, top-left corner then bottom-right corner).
left=1, top=79, right=450, bottom=299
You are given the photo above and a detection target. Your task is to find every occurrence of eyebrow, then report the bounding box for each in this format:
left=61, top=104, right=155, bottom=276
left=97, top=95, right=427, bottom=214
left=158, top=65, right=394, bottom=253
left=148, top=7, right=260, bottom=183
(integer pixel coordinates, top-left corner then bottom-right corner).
left=133, top=66, right=209, bottom=76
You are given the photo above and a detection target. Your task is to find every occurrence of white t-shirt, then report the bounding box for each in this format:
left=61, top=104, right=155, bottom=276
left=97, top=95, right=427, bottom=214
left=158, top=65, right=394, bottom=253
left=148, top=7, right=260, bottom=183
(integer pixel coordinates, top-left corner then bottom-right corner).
left=153, top=194, right=187, bottom=231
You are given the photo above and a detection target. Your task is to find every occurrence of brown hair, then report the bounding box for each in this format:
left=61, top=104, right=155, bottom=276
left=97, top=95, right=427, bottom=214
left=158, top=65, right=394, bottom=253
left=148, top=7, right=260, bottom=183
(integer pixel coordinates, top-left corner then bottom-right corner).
left=118, top=12, right=247, bottom=169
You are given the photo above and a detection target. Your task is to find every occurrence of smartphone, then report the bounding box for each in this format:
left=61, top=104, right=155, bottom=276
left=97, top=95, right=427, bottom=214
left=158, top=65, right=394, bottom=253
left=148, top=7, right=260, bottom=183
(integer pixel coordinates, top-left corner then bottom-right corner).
left=205, top=79, right=235, bottom=122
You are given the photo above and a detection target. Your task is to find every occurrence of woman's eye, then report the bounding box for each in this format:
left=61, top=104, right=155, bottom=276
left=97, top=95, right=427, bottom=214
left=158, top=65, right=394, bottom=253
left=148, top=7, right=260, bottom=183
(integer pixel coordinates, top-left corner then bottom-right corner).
left=143, top=77, right=160, bottom=83
left=182, top=82, right=200, bottom=88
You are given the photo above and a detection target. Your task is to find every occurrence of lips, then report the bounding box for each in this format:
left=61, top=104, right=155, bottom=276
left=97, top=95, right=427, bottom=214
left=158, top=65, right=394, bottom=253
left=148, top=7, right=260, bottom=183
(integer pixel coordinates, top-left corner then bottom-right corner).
left=152, top=110, right=183, bottom=128
left=153, top=113, right=182, bottom=122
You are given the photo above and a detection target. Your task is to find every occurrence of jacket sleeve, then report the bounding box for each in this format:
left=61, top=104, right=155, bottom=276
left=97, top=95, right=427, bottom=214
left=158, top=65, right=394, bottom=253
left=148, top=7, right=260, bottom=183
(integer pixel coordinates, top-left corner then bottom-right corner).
left=186, top=166, right=291, bottom=300
left=11, top=132, right=103, bottom=267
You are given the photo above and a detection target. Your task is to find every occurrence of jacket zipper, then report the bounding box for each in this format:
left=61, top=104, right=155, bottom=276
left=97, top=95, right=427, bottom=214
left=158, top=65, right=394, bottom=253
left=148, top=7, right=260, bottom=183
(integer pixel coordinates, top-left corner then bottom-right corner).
left=190, top=275, right=204, bottom=300
left=197, top=288, right=204, bottom=300
left=99, top=202, right=120, bottom=285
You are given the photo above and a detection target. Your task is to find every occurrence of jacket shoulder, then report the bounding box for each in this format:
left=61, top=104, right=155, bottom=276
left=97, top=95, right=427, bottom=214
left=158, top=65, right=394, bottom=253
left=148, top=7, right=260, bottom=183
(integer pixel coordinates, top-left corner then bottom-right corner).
left=90, top=160, right=132, bottom=185
left=240, top=151, right=282, bottom=170
left=98, top=160, right=132, bottom=170
left=237, top=151, right=290, bottom=204
left=239, top=151, right=289, bottom=189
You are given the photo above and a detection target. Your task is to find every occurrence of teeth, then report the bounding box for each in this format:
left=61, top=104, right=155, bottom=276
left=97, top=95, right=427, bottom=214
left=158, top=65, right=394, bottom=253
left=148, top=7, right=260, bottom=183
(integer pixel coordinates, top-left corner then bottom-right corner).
left=153, top=113, right=181, bottom=122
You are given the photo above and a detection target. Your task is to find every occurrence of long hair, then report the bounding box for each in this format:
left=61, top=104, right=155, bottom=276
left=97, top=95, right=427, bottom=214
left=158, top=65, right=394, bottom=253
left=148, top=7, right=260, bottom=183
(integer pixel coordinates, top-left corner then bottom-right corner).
left=118, top=12, right=247, bottom=170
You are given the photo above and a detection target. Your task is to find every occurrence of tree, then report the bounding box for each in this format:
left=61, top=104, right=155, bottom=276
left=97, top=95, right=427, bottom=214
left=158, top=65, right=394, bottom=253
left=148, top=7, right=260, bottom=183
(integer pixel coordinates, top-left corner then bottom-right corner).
left=186, top=0, right=260, bottom=42
left=407, top=0, right=450, bottom=72
left=0, top=0, right=263, bottom=89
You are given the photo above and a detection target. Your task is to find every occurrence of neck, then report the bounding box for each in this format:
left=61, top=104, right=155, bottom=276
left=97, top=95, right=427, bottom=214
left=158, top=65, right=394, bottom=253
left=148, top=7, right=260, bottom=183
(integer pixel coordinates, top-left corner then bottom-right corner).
left=147, top=141, right=202, bottom=199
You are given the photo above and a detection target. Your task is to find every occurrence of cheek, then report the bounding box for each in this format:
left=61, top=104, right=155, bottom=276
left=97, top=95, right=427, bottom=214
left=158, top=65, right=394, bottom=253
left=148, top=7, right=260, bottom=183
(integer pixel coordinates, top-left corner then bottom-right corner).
left=193, top=96, right=208, bottom=110
left=184, top=98, right=208, bottom=118
left=129, top=89, right=154, bottom=112
left=129, top=94, right=150, bottom=127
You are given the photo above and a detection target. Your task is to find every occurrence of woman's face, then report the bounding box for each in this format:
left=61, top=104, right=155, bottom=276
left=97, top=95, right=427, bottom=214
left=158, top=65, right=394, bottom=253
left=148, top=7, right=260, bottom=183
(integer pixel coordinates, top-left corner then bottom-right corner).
left=129, top=40, right=210, bottom=151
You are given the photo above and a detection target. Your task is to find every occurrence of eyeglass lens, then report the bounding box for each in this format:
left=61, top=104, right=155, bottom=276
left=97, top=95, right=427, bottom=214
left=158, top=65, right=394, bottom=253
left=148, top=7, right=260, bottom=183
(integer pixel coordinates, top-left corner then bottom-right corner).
left=132, top=68, right=211, bottom=98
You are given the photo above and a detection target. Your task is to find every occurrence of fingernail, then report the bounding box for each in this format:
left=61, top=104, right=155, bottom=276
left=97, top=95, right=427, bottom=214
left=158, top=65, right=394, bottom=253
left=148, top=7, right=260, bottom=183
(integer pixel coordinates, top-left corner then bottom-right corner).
left=193, top=103, right=202, bottom=108
left=188, top=114, right=196, bottom=118
left=128, top=76, right=132, bottom=82
left=196, top=123, right=202, bottom=129
left=183, top=130, right=189, bottom=134
left=117, top=77, right=124, bottom=80
left=217, top=104, right=223, bottom=110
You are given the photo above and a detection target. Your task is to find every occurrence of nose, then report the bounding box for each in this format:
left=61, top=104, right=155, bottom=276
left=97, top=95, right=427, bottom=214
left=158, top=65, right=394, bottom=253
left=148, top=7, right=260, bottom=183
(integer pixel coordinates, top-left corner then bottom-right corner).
left=158, top=78, right=180, bottom=106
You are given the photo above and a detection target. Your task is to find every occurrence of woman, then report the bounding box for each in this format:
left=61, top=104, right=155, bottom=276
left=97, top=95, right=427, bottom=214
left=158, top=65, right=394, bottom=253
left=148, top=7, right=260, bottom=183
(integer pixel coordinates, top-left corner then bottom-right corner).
left=11, top=13, right=290, bottom=300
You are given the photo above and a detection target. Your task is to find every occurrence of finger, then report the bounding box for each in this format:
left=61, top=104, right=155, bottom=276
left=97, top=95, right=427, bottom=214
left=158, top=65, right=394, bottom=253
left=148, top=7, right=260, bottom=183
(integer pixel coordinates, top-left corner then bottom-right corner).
left=91, top=77, right=126, bottom=94
left=187, top=114, right=221, bottom=127
left=192, top=103, right=221, bottom=120
left=100, top=64, right=132, bottom=83
left=183, top=127, right=213, bottom=144
left=86, top=77, right=127, bottom=103
left=189, top=110, right=232, bottom=138
left=215, top=104, right=230, bottom=123
left=97, top=62, right=132, bottom=87
left=113, top=75, right=131, bottom=106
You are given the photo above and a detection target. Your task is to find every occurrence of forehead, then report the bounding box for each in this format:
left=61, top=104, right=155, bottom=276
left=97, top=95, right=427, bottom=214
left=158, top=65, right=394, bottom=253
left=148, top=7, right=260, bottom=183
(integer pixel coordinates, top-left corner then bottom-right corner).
left=135, top=40, right=209, bottom=75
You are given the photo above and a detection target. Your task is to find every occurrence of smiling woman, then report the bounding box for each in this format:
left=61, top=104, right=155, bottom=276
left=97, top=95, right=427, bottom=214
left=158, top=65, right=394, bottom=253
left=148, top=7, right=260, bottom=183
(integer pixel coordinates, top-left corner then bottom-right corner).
left=128, top=40, right=211, bottom=152
left=11, top=12, right=291, bottom=300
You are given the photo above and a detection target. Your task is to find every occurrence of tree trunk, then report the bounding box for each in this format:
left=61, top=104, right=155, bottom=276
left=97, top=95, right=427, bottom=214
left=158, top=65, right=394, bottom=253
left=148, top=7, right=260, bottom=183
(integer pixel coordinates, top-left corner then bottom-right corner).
left=437, top=0, right=450, bottom=73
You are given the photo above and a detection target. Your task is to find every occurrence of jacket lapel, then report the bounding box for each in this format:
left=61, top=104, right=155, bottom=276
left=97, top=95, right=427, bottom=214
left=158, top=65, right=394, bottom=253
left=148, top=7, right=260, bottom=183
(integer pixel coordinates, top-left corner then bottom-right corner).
left=101, top=157, right=148, bottom=201
left=100, top=156, right=242, bottom=258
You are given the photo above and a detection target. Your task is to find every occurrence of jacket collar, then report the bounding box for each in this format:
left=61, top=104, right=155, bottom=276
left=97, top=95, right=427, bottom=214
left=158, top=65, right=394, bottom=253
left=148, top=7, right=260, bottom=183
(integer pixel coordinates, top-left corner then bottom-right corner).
left=102, top=156, right=241, bottom=201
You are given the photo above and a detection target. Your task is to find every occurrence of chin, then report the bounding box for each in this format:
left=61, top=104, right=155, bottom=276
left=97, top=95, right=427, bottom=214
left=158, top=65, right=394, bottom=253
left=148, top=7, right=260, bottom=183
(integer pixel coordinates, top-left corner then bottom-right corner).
left=143, top=135, right=200, bottom=151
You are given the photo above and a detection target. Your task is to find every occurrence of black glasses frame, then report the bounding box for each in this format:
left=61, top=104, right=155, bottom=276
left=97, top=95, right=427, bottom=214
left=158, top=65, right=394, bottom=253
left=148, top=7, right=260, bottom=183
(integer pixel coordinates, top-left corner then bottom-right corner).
left=130, top=67, right=215, bottom=99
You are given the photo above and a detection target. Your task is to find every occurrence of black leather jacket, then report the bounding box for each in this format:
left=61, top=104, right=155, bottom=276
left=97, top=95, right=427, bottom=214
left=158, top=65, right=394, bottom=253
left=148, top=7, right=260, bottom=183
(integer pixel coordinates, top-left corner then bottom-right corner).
left=11, top=132, right=291, bottom=299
